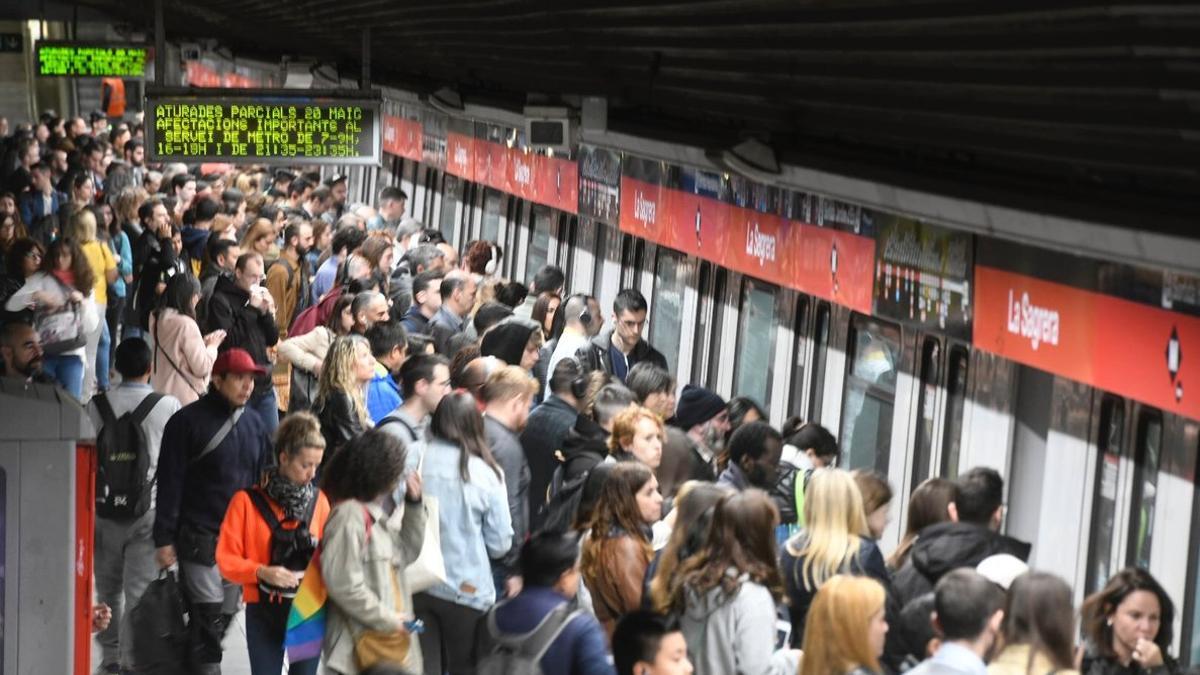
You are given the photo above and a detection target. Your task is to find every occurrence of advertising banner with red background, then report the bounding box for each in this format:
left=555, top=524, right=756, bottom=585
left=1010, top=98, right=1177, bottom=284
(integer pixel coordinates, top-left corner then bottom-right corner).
left=975, top=265, right=1200, bottom=420
left=618, top=174, right=874, bottom=313
left=445, top=131, right=578, bottom=214
left=382, top=114, right=422, bottom=161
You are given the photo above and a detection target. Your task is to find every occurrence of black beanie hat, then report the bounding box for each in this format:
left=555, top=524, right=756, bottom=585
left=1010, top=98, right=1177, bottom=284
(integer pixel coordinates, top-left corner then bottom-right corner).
left=671, top=384, right=726, bottom=430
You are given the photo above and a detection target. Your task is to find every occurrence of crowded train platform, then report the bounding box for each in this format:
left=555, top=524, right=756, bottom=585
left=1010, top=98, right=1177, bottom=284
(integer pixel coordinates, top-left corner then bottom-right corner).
left=1, top=3, right=1200, bottom=675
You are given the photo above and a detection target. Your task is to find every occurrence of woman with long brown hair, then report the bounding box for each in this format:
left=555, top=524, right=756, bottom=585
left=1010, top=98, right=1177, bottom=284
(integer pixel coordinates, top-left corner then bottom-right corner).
left=1080, top=567, right=1180, bottom=675
left=802, top=574, right=889, bottom=675
left=647, top=480, right=730, bottom=613
left=887, top=477, right=956, bottom=570
left=988, top=571, right=1081, bottom=675
left=5, top=237, right=96, bottom=398
left=581, top=461, right=663, bottom=638
left=670, top=489, right=800, bottom=675
left=413, top=391, right=512, bottom=675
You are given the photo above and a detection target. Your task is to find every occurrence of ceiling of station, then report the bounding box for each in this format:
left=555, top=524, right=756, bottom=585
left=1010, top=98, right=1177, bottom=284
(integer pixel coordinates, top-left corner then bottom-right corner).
left=72, top=0, right=1200, bottom=238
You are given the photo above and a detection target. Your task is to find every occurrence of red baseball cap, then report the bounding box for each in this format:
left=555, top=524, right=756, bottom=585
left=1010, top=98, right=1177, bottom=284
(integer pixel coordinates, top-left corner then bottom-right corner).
left=212, top=348, right=267, bottom=376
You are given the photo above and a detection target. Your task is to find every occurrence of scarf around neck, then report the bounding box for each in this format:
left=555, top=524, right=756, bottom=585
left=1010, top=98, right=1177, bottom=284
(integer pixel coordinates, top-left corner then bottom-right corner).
left=263, top=467, right=316, bottom=522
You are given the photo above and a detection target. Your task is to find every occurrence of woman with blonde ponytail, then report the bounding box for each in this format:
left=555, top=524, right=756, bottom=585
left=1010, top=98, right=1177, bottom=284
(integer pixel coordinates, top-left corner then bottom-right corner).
left=781, top=468, right=890, bottom=647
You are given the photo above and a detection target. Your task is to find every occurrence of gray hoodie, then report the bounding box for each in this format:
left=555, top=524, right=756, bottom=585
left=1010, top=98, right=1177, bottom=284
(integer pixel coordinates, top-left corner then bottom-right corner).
left=680, top=574, right=800, bottom=675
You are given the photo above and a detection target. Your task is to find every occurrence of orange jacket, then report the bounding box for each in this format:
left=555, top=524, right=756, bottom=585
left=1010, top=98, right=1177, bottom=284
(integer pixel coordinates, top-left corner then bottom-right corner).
left=217, top=487, right=331, bottom=604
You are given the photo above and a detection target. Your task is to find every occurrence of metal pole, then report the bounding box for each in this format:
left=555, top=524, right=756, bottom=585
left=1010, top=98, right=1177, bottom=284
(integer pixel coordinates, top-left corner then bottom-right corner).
left=154, top=0, right=165, bottom=87
left=361, top=26, right=370, bottom=90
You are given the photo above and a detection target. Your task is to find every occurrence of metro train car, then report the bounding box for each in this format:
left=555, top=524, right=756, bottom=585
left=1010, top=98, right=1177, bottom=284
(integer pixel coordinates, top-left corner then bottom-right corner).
left=323, top=94, right=1200, bottom=663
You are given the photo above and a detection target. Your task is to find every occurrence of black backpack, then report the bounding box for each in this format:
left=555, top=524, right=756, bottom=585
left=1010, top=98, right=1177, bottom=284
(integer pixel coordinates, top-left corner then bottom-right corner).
left=95, top=392, right=164, bottom=520
left=539, top=449, right=605, bottom=534
left=245, top=487, right=318, bottom=598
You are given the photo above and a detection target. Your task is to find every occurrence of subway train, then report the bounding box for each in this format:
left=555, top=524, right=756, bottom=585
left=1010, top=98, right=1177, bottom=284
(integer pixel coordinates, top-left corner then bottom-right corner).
left=321, top=96, right=1200, bottom=663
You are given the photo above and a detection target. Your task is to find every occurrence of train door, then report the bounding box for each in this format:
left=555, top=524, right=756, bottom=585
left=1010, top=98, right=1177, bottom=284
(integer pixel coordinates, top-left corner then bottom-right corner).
left=593, top=222, right=623, bottom=321
left=1179, top=423, right=1200, bottom=664
left=1006, top=367, right=1094, bottom=582
left=785, top=295, right=812, bottom=421
left=503, top=198, right=524, bottom=280
left=690, top=262, right=727, bottom=391
left=838, top=314, right=902, bottom=473
left=648, top=248, right=688, bottom=379
left=731, top=277, right=780, bottom=416
left=438, top=173, right=466, bottom=249
left=526, top=205, right=554, bottom=288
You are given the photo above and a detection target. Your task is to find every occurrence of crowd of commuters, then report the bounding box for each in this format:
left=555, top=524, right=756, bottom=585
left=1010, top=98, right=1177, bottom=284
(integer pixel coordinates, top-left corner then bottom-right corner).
left=0, top=113, right=1191, bottom=675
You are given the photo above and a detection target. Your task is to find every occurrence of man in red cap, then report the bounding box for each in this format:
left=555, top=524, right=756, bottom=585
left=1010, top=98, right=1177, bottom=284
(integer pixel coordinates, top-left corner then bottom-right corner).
left=153, top=347, right=273, bottom=675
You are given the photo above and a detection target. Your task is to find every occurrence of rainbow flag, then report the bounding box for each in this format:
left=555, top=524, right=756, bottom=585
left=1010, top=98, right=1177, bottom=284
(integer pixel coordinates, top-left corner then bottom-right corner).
left=285, top=503, right=375, bottom=663
left=285, top=547, right=328, bottom=663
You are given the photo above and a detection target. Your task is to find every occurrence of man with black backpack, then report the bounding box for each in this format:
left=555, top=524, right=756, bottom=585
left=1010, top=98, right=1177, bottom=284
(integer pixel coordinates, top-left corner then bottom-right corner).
left=87, top=338, right=181, bottom=675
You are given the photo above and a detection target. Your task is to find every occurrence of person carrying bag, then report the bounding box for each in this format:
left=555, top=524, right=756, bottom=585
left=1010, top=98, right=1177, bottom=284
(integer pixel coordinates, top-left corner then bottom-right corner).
left=217, top=413, right=330, bottom=675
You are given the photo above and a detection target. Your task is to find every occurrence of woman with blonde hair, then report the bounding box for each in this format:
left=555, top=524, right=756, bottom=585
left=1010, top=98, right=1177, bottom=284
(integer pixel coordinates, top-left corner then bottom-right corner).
left=67, top=207, right=117, bottom=395
left=802, top=574, right=889, bottom=675
left=608, top=404, right=665, bottom=469
left=313, top=334, right=375, bottom=467
left=782, top=468, right=889, bottom=647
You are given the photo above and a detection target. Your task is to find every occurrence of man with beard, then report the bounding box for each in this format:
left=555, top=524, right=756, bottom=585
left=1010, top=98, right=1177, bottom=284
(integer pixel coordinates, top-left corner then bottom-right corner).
left=656, top=384, right=729, bottom=498
left=0, top=320, right=54, bottom=384
left=481, top=365, right=540, bottom=596
left=265, top=220, right=313, bottom=338
left=716, top=421, right=784, bottom=491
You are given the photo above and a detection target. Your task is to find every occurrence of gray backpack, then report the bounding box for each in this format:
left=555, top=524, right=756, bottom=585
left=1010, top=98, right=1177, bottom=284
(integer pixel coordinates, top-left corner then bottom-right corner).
left=476, top=601, right=582, bottom=675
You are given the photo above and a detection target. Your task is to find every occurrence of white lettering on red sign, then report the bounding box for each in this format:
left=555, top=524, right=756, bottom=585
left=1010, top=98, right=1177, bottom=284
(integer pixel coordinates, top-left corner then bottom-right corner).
left=514, top=159, right=532, bottom=186
left=633, top=191, right=656, bottom=225
left=745, top=222, right=777, bottom=266
left=454, top=145, right=468, bottom=167
left=1007, top=289, right=1060, bottom=350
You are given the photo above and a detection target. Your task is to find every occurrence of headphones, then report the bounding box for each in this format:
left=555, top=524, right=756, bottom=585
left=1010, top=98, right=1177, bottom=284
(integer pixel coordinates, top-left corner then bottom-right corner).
left=558, top=356, right=590, bottom=400
left=483, top=243, right=502, bottom=276
left=568, top=293, right=593, bottom=327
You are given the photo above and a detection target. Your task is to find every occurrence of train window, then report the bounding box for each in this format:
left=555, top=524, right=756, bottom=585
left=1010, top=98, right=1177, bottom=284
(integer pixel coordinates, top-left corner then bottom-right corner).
left=706, top=268, right=728, bottom=387
left=787, top=296, right=810, bottom=416
left=733, top=279, right=778, bottom=410
left=649, top=250, right=686, bottom=373
left=505, top=200, right=524, bottom=279
left=1126, top=409, right=1163, bottom=569
left=839, top=316, right=901, bottom=473
left=526, top=205, right=552, bottom=285
left=911, top=338, right=942, bottom=492
left=808, top=302, right=832, bottom=424
left=481, top=188, right=503, bottom=243
left=440, top=174, right=463, bottom=243
left=940, top=346, right=970, bottom=478
left=1085, top=396, right=1125, bottom=595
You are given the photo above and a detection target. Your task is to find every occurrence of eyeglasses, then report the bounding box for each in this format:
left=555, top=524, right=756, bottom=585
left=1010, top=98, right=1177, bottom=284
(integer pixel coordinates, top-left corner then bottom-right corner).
left=25, top=251, right=42, bottom=261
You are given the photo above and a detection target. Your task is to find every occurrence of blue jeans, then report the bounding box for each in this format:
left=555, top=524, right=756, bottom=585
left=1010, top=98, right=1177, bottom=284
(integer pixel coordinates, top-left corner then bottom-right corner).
left=245, top=601, right=318, bottom=675
left=248, top=388, right=279, bottom=437
left=43, top=353, right=84, bottom=399
left=96, top=317, right=111, bottom=391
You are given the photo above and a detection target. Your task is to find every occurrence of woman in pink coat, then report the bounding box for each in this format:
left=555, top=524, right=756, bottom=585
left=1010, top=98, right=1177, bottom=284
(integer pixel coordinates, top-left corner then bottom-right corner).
left=150, top=274, right=224, bottom=405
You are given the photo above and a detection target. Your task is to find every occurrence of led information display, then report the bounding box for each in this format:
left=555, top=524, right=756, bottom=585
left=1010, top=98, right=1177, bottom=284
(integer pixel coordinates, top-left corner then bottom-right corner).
left=35, top=41, right=149, bottom=78
left=145, top=89, right=382, bottom=166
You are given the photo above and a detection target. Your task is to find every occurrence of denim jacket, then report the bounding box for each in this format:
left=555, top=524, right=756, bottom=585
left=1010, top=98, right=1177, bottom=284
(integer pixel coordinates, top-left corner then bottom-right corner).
left=416, top=437, right=513, bottom=611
